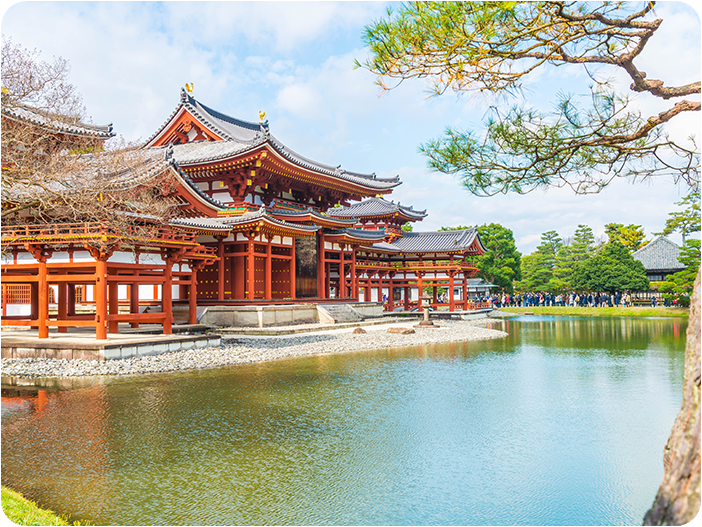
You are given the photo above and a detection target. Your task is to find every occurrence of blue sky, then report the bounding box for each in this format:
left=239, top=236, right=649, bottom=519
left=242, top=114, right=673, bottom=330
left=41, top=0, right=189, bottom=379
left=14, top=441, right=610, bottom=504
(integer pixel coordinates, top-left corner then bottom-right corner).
left=2, top=1, right=700, bottom=253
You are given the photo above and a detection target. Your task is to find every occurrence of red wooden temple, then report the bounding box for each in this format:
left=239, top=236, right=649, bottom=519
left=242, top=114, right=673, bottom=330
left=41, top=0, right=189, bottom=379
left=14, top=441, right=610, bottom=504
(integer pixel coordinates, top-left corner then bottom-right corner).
left=2, top=88, right=487, bottom=339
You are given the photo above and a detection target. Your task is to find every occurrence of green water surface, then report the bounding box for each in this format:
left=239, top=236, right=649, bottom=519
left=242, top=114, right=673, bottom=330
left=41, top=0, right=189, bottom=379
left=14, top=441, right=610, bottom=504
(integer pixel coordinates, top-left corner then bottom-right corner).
left=1, top=316, right=688, bottom=525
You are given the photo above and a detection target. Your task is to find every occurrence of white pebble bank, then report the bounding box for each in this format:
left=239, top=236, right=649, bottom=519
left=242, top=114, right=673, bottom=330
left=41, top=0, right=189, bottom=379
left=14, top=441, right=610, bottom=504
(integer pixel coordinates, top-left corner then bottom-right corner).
left=1, top=319, right=507, bottom=378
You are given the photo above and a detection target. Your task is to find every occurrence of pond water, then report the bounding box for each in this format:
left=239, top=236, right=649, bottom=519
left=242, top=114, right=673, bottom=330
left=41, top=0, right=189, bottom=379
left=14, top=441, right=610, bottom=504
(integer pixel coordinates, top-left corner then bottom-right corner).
left=1, top=316, right=687, bottom=526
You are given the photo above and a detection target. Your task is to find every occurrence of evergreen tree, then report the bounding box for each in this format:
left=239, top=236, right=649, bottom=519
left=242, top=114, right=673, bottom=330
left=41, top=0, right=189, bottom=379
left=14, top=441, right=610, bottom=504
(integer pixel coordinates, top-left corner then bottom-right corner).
left=655, top=188, right=701, bottom=244
left=571, top=241, right=649, bottom=293
left=537, top=230, right=563, bottom=271
left=551, top=245, right=574, bottom=292
left=659, top=239, right=701, bottom=301
left=473, top=223, right=521, bottom=293
left=571, top=225, right=596, bottom=261
left=551, top=225, right=596, bottom=291
left=604, top=223, right=648, bottom=252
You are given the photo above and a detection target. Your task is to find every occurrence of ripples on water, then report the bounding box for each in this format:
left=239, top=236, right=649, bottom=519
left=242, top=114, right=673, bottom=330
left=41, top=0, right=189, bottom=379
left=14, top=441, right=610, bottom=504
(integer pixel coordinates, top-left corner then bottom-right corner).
left=1, top=316, right=687, bottom=525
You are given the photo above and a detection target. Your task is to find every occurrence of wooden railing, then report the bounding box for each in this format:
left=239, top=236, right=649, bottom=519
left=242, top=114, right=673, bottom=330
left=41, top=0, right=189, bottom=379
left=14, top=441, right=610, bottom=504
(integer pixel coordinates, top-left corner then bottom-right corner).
left=1, top=222, right=200, bottom=247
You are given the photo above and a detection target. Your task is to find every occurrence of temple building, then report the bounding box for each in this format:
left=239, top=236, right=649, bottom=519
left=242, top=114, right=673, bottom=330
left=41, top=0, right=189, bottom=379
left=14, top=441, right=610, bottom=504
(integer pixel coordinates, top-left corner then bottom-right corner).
left=1, top=88, right=488, bottom=339
left=633, top=236, right=686, bottom=283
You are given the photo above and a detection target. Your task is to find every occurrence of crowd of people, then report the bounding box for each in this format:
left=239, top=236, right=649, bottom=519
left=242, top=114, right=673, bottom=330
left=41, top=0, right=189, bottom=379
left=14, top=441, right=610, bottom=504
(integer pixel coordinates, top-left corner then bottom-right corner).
left=480, top=291, right=670, bottom=308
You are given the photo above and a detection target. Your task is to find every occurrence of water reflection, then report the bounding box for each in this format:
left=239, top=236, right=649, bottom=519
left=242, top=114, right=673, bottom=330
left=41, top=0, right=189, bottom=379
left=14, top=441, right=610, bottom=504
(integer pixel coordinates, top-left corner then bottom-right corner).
left=1, top=317, right=687, bottom=526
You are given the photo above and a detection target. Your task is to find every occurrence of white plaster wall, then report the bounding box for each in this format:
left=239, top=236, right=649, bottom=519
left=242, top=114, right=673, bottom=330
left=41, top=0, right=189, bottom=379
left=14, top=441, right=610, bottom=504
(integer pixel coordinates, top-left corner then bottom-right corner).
left=72, top=251, right=95, bottom=263
left=109, top=251, right=138, bottom=264
left=212, top=192, right=231, bottom=203
left=282, top=237, right=292, bottom=246
left=172, top=284, right=180, bottom=300
left=86, top=285, right=94, bottom=301
left=139, top=284, right=154, bottom=299
left=118, top=284, right=128, bottom=299
left=49, top=252, right=71, bottom=263
left=138, top=252, right=163, bottom=265
left=16, top=252, right=35, bottom=263
left=6, top=305, right=31, bottom=316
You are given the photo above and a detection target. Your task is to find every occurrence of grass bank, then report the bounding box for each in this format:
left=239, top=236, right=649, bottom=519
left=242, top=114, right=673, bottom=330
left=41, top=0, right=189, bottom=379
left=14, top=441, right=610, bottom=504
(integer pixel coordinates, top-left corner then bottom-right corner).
left=1, top=486, right=89, bottom=526
left=499, top=306, right=688, bottom=318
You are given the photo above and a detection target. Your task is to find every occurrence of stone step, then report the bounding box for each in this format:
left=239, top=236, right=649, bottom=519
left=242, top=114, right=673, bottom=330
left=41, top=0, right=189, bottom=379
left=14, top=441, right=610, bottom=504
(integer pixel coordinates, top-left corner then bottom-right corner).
left=320, top=304, right=363, bottom=323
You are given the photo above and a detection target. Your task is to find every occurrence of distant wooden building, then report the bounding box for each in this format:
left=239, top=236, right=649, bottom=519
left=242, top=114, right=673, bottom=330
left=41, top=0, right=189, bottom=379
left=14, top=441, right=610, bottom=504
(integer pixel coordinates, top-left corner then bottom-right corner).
left=633, top=236, right=686, bottom=283
left=2, top=88, right=488, bottom=339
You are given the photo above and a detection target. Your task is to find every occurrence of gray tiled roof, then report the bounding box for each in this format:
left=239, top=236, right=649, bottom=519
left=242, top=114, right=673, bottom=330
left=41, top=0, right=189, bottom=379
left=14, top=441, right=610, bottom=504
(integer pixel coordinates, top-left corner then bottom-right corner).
left=145, top=89, right=401, bottom=191
left=632, top=236, right=686, bottom=271
left=152, top=139, right=267, bottom=165
left=327, top=197, right=427, bottom=220
left=2, top=105, right=114, bottom=138
left=325, top=227, right=387, bottom=241
left=170, top=217, right=232, bottom=231
left=268, top=207, right=358, bottom=224
left=375, top=228, right=483, bottom=254
left=465, top=278, right=497, bottom=288
left=171, top=208, right=320, bottom=233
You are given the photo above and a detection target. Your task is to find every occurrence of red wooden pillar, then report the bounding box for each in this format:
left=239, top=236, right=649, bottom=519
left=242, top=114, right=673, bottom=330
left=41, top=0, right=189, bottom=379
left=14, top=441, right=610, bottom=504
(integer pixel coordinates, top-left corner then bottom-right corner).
left=130, top=276, right=140, bottom=328
left=340, top=245, right=347, bottom=299
left=351, top=247, right=357, bottom=300
left=57, top=274, right=68, bottom=333
left=247, top=236, right=255, bottom=301
left=95, top=259, right=107, bottom=340
left=265, top=235, right=272, bottom=300
left=325, top=262, right=330, bottom=299
left=463, top=274, right=468, bottom=310
left=67, top=284, right=76, bottom=316
left=404, top=286, right=409, bottom=310
left=449, top=272, right=455, bottom=312
left=163, top=261, right=173, bottom=334
left=388, top=274, right=395, bottom=311
left=217, top=236, right=225, bottom=301
left=108, top=280, right=119, bottom=333
left=290, top=237, right=296, bottom=300
left=30, top=282, right=38, bottom=328
left=189, top=265, right=199, bottom=325
left=317, top=231, right=326, bottom=299
left=417, top=272, right=425, bottom=309
left=37, top=260, right=49, bottom=338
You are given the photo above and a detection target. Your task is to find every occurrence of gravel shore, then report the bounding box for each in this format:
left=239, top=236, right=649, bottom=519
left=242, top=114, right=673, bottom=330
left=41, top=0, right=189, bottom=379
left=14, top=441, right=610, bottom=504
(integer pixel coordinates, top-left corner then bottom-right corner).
left=1, top=319, right=507, bottom=379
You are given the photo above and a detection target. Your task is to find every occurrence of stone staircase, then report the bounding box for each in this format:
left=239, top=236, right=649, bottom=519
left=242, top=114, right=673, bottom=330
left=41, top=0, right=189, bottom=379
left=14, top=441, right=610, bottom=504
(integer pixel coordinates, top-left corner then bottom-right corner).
left=318, top=303, right=364, bottom=324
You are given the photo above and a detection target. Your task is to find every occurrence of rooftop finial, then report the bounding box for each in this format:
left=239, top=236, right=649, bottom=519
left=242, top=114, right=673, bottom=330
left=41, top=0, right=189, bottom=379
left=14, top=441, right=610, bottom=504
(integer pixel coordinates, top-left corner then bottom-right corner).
left=185, top=82, right=194, bottom=95
left=259, top=110, right=266, bottom=122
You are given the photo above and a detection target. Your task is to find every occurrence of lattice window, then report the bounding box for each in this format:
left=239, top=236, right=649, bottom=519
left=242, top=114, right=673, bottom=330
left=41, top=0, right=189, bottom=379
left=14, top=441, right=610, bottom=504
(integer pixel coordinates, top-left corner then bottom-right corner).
left=2, top=284, right=31, bottom=304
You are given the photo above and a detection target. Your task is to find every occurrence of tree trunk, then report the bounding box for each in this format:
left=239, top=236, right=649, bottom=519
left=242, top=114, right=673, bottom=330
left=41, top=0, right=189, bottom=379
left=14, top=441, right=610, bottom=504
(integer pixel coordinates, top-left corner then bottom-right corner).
left=644, top=268, right=701, bottom=525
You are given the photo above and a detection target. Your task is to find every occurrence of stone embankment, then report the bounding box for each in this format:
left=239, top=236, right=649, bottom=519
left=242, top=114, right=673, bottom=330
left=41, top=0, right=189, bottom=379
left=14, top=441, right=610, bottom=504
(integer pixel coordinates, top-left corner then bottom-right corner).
left=1, top=319, right=507, bottom=378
